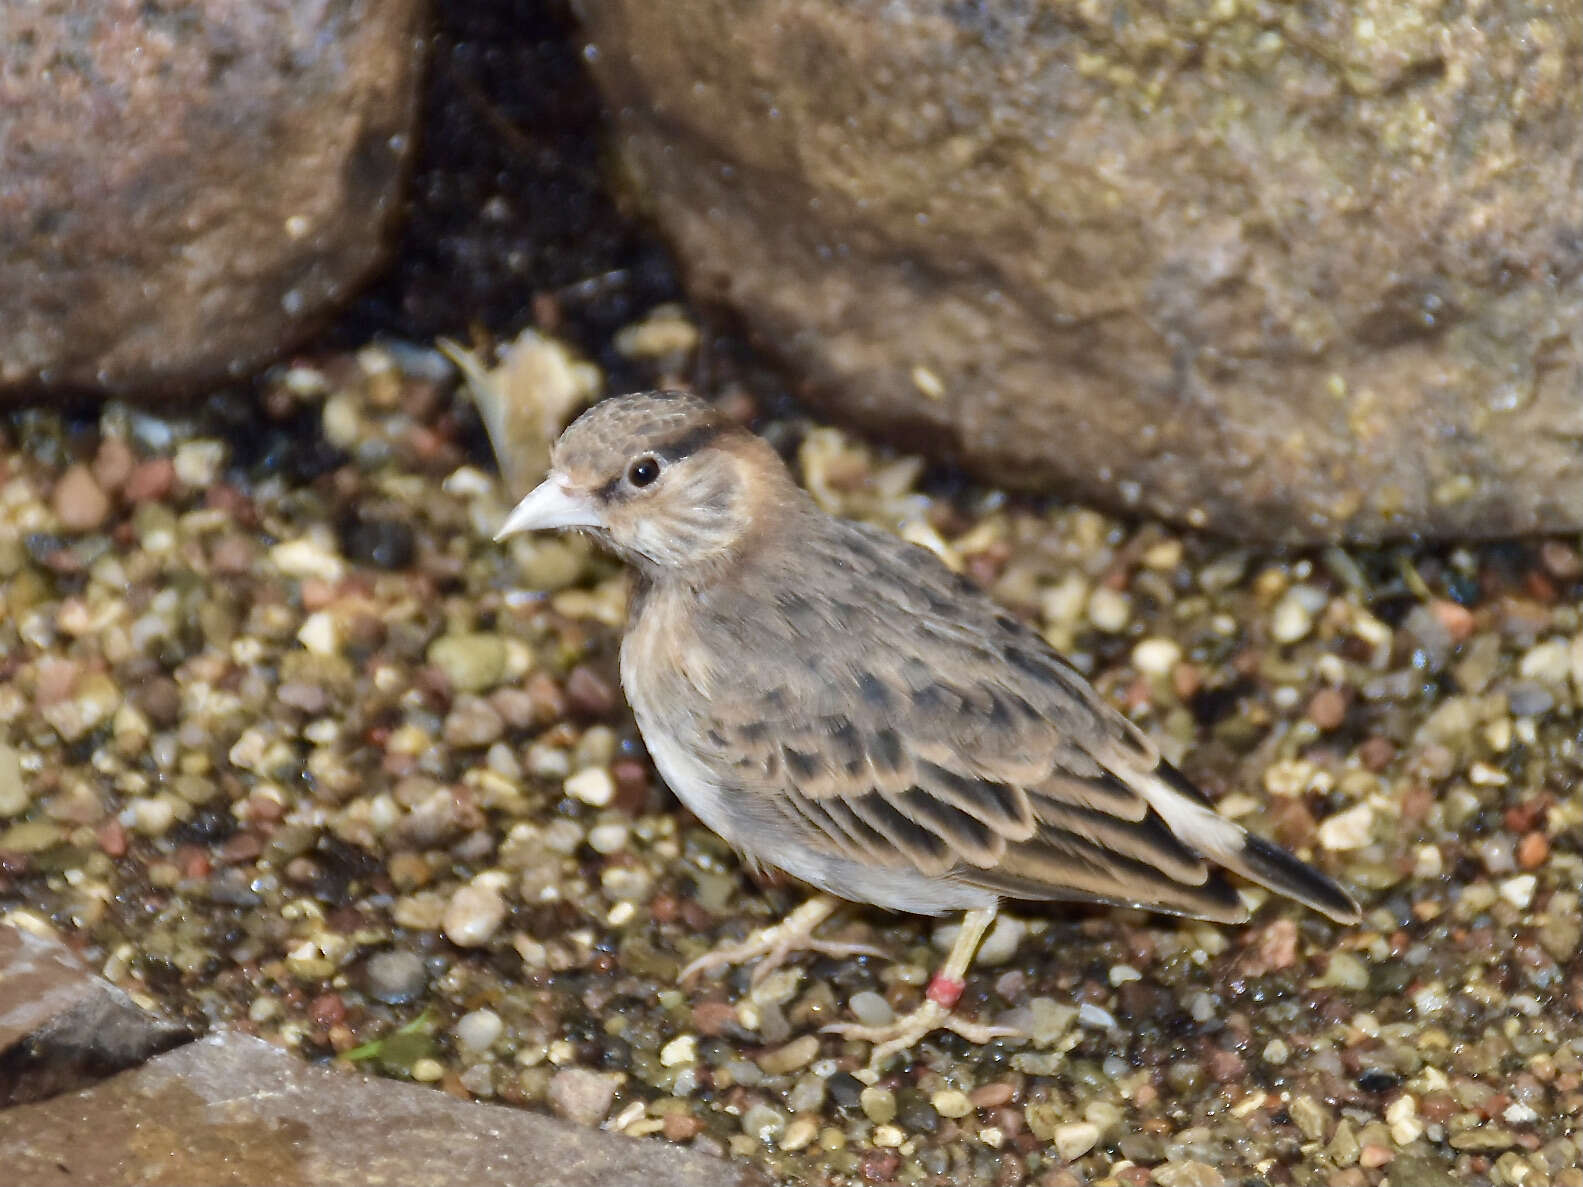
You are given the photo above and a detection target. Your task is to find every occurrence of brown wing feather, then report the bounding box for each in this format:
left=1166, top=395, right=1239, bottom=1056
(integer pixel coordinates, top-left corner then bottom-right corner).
left=686, top=517, right=1263, bottom=920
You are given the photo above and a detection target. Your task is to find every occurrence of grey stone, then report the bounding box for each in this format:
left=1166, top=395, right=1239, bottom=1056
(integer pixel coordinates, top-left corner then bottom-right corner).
left=0, top=924, right=194, bottom=1107
left=577, top=0, right=1583, bottom=542
left=0, top=0, right=424, bottom=398
left=0, top=1032, right=765, bottom=1187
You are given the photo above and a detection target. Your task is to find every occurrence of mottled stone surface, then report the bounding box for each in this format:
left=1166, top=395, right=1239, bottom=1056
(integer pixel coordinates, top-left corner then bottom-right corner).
left=0, top=924, right=193, bottom=1107
left=0, top=1032, right=764, bottom=1187
left=576, top=0, right=1583, bottom=542
left=0, top=0, right=425, bottom=398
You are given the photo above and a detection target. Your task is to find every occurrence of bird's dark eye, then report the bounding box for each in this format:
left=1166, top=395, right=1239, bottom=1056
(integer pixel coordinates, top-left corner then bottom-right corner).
left=627, top=456, right=660, bottom=488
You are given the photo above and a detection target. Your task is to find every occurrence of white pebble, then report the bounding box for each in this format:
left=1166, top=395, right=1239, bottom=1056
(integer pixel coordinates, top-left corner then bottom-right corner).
left=1270, top=591, right=1314, bottom=643
left=1108, top=964, right=1141, bottom=986
left=848, top=990, right=895, bottom=1028
left=1029, top=997, right=1076, bottom=1044
left=1076, top=1002, right=1117, bottom=1030
left=1519, top=637, right=1572, bottom=684
left=1131, top=637, right=1181, bottom=676
left=454, top=1008, right=503, bottom=1053
left=587, top=821, right=629, bottom=854
left=1387, top=1094, right=1424, bottom=1145
left=130, top=796, right=176, bottom=836
left=1412, top=844, right=1444, bottom=879
left=443, top=880, right=507, bottom=947
left=564, top=767, right=614, bottom=806
left=975, top=914, right=1027, bottom=965
left=1053, top=1120, right=1100, bottom=1161
left=932, top=1089, right=973, bottom=1118
left=411, top=1058, right=445, bottom=1083
left=296, top=610, right=340, bottom=656
left=269, top=535, right=346, bottom=583
left=1318, top=802, right=1374, bottom=851
left=660, top=1033, right=697, bottom=1067
left=1499, top=873, right=1536, bottom=910
left=173, top=440, right=226, bottom=487
left=1086, top=587, right=1131, bottom=633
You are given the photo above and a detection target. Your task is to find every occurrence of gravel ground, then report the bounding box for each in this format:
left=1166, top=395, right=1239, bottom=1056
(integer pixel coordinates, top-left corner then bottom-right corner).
left=1, top=317, right=1580, bottom=1187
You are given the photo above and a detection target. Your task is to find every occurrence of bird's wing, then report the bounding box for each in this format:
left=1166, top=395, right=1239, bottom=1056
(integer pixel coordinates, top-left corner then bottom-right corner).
left=695, top=521, right=1358, bottom=924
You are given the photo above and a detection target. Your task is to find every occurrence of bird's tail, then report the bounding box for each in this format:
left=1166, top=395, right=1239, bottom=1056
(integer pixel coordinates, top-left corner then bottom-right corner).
left=1142, top=763, right=1361, bottom=925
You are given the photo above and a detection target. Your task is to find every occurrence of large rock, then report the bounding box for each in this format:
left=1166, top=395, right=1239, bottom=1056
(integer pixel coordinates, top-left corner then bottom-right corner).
left=576, top=0, right=1583, bottom=542
left=0, top=1032, right=766, bottom=1187
left=0, top=923, right=193, bottom=1106
left=0, top=0, right=425, bottom=398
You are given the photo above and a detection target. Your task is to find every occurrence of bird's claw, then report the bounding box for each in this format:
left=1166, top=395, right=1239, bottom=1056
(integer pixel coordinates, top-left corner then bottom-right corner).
left=824, top=1000, right=1024, bottom=1078
left=678, top=896, right=884, bottom=986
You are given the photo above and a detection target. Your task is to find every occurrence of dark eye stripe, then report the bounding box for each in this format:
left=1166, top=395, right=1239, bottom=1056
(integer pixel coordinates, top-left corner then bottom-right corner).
left=594, top=418, right=730, bottom=501
left=651, top=419, right=727, bottom=465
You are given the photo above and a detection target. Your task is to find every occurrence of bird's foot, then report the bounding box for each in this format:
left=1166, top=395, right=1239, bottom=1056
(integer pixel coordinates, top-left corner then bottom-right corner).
left=824, top=989, right=1023, bottom=1079
left=679, top=894, right=886, bottom=987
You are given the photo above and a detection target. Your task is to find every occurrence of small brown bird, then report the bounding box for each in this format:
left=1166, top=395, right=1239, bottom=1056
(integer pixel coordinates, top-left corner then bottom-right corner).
left=497, top=391, right=1359, bottom=1073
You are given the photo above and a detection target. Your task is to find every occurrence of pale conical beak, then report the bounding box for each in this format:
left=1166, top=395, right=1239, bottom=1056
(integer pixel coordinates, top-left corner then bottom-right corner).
left=494, top=475, right=602, bottom=540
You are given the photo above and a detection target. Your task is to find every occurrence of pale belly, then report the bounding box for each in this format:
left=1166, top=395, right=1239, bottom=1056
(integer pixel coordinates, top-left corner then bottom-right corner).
left=626, top=686, right=993, bottom=917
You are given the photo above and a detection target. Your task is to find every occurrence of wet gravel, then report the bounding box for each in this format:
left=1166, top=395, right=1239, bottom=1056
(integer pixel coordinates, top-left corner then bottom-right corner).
left=1, top=318, right=1579, bottom=1187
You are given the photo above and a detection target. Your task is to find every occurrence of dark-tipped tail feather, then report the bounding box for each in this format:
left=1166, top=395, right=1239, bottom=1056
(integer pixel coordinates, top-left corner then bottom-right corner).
left=1238, top=833, right=1361, bottom=924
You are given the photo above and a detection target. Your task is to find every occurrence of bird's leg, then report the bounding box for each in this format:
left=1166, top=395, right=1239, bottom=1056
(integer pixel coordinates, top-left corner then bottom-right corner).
left=679, top=893, right=887, bottom=987
left=824, top=906, right=1021, bottom=1078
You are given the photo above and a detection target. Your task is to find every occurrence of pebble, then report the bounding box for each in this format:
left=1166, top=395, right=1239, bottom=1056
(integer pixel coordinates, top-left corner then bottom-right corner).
left=1318, top=802, right=1374, bottom=850
left=443, top=696, right=506, bottom=747
left=411, top=1058, right=445, bottom=1083
left=872, top=1124, right=904, bottom=1148
left=1270, top=590, right=1315, bottom=643
left=1029, top=997, right=1077, bottom=1044
left=547, top=1068, right=618, bottom=1126
left=1307, top=686, right=1349, bottom=730
left=741, top=1103, right=787, bottom=1144
left=975, top=914, right=1027, bottom=965
left=365, top=950, right=429, bottom=1003
left=788, top=1073, right=827, bottom=1113
left=1519, top=638, right=1572, bottom=685
left=780, top=1116, right=818, bottom=1152
left=269, top=535, right=346, bottom=583
left=565, top=767, right=615, bottom=807
left=660, top=1034, right=697, bottom=1067
left=1077, top=1002, right=1118, bottom=1029
left=130, top=797, right=177, bottom=837
left=1499, top=874, right=1536, bottom=910
left=848, top=990, right=894, bottom=1028
left=0, top=744, right=27, bottom=817
left=1318, top=952, right=1369, bottom=991
left=123, top=457, right=175, bottom=502
left=931, top=1089, right=973, bottom=1119
left=1087, top=587, right=1131, bottom=633
left=296, top=611, right=340, bottom=657
left=565, top=665, right=618, bottom=715
left=1131, top=637, right=1182, bottom=677
left=757, top=1033, right=819, bottom=1076
left=443, top=880, right=507, bottom=947
left=1516, top=831, right=1549, bottom=870
left=427, top=633, right=508, bottom=693
left=859, top=1085, right=897, bottom=1125
left=1386, top=1095, right=1423, bottom=1145
left=1290, top=1095, right=1332, bottom=1141
left=586, top=821, right=629, bottom=854
left=1054, top=1120, right=1101, bottom=1161
left=454, top=1008, right=503, bottom=1053
left=53, top=464, right=112, bottom=532
left=970, top=1082, right=1015, bottom=1109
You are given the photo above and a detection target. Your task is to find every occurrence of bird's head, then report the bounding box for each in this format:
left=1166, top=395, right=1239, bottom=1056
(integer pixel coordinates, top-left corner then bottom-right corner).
left=495, top=391, right=797, bottom=578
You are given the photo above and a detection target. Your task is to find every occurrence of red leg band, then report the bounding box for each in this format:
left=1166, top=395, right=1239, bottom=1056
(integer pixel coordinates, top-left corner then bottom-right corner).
left=926, top=973, right=965, bottom=1010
